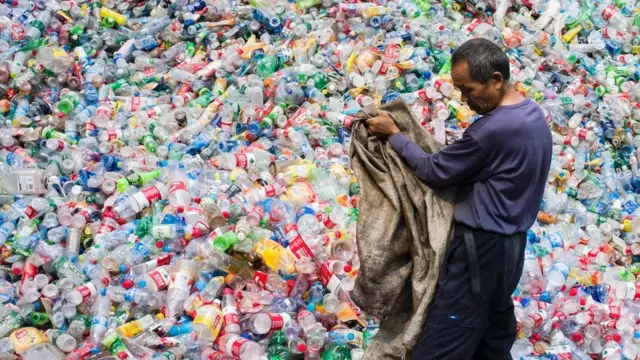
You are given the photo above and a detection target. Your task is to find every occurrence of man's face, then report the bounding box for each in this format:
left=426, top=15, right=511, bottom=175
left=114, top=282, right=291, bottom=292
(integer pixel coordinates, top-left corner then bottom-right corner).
left=451, top=61, right=503, bottom=115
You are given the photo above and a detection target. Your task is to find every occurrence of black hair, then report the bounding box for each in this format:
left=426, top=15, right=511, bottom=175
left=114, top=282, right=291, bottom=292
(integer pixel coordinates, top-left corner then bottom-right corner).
left=451, top=38, right=510, bottom=84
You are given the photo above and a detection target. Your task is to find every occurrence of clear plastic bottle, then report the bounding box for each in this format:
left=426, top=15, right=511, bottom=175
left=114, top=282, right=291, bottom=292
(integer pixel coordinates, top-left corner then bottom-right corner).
left=216, top=334, right=264, bottom=360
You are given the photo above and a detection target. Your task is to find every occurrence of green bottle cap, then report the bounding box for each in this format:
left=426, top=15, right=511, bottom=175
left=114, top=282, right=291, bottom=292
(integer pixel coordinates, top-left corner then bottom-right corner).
left=56, top=99, right=74, bottom=115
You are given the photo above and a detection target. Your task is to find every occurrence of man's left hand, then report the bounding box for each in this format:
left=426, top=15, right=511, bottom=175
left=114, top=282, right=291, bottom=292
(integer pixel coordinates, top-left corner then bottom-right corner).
left=365, top=110, right=400, bottom=137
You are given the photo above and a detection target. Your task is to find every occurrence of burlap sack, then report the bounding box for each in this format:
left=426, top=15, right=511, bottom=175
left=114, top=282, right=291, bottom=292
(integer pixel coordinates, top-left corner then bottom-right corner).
left=349, top=100, right=455, bottom=359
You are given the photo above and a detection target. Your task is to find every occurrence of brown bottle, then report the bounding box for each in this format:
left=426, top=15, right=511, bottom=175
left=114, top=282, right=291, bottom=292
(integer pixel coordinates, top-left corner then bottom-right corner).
left=201, top=197, right=227, bottom=229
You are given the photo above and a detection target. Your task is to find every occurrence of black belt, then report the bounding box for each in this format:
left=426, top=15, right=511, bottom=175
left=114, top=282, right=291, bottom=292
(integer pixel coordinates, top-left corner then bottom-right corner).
left=462, top=228, right=481, bottom=295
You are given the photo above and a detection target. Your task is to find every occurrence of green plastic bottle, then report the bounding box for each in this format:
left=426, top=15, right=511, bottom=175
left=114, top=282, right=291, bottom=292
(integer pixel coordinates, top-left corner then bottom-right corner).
left=214, top=232, right=238, bottom=251
left=29, top=312, right=50, bottom=326
left=56, top=91, right=80, bottom=115
left=311, top=72, right=329, bottom=90
left=267, top=344, right=291, bottom=360
left=321, top=345, right=351, bottom=360
left=256, top=55, right=280, bottom=78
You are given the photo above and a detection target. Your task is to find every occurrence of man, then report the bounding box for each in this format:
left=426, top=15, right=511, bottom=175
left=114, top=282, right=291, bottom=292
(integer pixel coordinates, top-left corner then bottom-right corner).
left=365, top=38, right=552, bottom=359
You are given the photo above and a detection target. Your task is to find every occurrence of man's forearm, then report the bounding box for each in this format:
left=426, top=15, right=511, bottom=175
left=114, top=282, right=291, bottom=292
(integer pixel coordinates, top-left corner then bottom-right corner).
left=389, top=132, right=438, bottom=185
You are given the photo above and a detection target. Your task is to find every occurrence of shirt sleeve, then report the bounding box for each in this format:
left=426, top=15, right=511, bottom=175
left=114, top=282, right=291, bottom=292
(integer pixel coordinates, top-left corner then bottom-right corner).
left=388, top=131, right=489, bottom=188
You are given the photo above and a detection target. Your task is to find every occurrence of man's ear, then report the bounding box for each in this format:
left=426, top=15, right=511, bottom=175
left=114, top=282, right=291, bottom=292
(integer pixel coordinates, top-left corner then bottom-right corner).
left=491, top=72, right=504, bottom=90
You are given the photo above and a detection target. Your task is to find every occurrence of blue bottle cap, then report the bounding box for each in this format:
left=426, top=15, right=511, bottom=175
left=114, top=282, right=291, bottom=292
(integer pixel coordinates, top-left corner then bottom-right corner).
left=137, top=280, right=146, bottom=288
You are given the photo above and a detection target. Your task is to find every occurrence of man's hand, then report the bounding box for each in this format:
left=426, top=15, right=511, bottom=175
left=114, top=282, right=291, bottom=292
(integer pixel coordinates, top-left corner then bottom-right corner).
left=365, top=110, right=400, bottom=138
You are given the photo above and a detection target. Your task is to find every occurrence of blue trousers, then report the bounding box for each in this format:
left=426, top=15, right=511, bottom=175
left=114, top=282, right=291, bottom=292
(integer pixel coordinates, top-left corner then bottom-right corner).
left=412, top=223, right=526, bottom=360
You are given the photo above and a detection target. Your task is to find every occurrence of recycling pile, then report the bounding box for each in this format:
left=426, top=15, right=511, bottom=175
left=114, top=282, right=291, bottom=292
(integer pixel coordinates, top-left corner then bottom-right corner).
left=1, top=0, right=640, bottom=358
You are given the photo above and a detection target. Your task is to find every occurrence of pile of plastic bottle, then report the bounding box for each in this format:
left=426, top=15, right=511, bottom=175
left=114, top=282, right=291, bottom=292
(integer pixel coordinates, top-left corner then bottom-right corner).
left=3, top=0, right=640, bottom=359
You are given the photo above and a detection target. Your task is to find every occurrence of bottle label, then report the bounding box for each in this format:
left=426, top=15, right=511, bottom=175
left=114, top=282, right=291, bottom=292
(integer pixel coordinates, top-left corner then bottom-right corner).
left=530, top=310, right=547, bottom=327
left=467, top=19, right=482, bottom=32
left=168, top=181, right=187, bottom=195
left=23, top=205, right=38, bottom=219
left=145, top=107, right=158, bottom=118
left=131, top=95, right=141, bottom=112
left=106, top=129, right=120, bottom=141
left=227, top=336, right=248, bottom=357
left=253, top=270, right=268, bottom=287
left=171, top=271, right=193, bottom=291
left=267, top=313, right=290, bottom=331
left=634, top=282, right=640, bottom=300
left=152, top=225, right=174, bottom=239
left=602, top=5, right=616, bottom=21
left=323, top=214, right=337, bottom=229
left=148, top=267, right=171, bottom=290
left=223, top=306, right=240, bottom=327
left=184, top=294, right=205, bottom=319
left=319, top=263, right=342, bottom=293
left=288, top=235, right=314, bottom=260
left=609, top=304, right=621, bottom=319
left=577, top=128, right=589, bottom=139
left=377, top=62, right=389, bottom=75
left=77, top=209, right=91, bottom=222
left=52, top=139, right=65, bottom=151
left=77, top=282, right=97, bottom=301
left=264, top=184, right=277, bottom=198
left=53, top=256, right=86, bottom=285
left=417, top=88, right=431, bottom=102
left=603, top=319, right=618, bottom=329
left=193, top=305, right=222, bottom=338
left=295, top=206, right=315, bottom=221
left=19, top=261, right=38, bottom=293
left=603, top=347, right=622, bottom=359
left=92, top=315, right=108, bottom=328
left=49, top=329, right=64, bottom=345
left=142, top=185, right=163, bottom=203
left=602, top=27, right=621, bottom=39
left=234, top=153, right=248, bottom=168
left=133, top=242, right=150, bottom=258
left=98, top=220, right=116, bottom=235
left=155, top=254, right=172, bottom=267
left=118, top=320, right=144, bottom=338
left=9, top=328, right=48, bottom=354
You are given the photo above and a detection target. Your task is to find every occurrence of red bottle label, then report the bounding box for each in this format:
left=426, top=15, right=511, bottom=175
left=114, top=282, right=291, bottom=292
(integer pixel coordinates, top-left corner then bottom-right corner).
left=169, top=181, right=187, bottom=194
left=235, top=154, right=248, bottom=169
left=23, top=205, right=38, bottom=219
left=231, top=337, right=248, bottom=356
left=142, top=186, right=162, bottom=203
left=288, top=235, right=314, bottom=259
left=268, top=313, right=285, bottom=330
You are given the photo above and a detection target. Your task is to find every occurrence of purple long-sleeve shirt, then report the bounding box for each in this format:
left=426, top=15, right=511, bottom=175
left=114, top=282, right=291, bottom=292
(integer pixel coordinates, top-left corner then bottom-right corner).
left=389, top=98, right=552, bottom=235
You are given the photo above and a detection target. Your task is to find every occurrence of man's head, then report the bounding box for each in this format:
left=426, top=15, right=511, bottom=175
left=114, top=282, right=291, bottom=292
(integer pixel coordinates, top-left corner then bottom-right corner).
left=451, top=38, right=510, bottom=115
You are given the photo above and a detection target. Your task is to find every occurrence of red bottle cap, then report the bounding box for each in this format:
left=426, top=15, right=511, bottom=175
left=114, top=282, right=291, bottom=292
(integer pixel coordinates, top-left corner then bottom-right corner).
left=569, top=288, right=578, bottom=296
left=122, top=279, right=133, bottom=289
